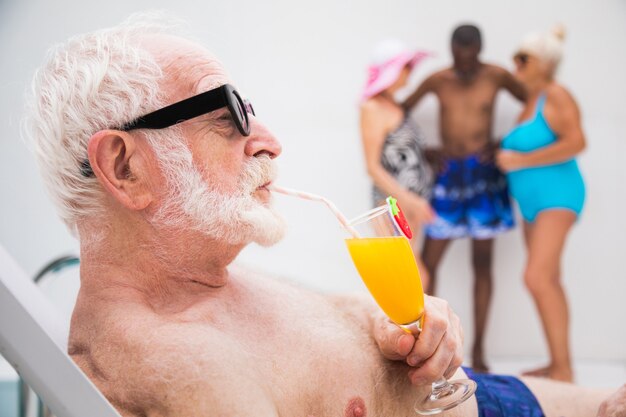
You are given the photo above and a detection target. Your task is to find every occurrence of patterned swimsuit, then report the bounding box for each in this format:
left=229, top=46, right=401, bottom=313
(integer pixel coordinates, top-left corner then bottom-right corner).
left=372, top=116, right=433, bottom=205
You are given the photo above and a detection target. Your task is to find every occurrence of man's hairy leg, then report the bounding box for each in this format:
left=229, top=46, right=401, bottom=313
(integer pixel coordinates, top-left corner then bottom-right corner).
left=522, top=376, right=611, bottom=417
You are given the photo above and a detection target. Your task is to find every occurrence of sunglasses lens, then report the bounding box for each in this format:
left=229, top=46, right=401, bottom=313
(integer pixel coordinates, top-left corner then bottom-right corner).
left=515, top=53, right=529, bottom=65
left=244, top=99, right=255, bottom=116
left=226, top=86, right=253, bottom=136
left=233, top=93, right=249, bottom=135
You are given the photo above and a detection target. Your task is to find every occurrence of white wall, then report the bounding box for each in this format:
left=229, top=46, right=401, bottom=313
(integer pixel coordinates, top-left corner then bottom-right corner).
left=1, top=0, right=624, bottom=362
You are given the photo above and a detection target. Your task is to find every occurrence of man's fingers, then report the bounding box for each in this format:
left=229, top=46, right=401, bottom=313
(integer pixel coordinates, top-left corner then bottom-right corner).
left=408, top=331, right=456, bottom=385
left=444, top=340, right=464, bottom=379
left=374, top=316, right=415, bottom=360
left=405, top=296, right=464, bottom=384
left=406, top=300, right=449, bottom=365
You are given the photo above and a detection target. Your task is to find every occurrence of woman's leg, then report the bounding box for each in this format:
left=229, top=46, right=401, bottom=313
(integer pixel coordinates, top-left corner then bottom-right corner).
left=522, top=209, right=576, bottom=382
left=522, top=219, right=534, bottom=250
left=521, top=220, right=556, bottom=377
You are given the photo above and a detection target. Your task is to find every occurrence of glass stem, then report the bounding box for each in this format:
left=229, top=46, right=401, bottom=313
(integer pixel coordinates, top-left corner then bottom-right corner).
left=430, top=378, right=454, bottom=399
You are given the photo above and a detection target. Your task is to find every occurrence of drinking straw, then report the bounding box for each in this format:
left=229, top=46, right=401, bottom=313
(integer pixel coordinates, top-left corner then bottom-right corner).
left=269, top=185, right=360, bottom=238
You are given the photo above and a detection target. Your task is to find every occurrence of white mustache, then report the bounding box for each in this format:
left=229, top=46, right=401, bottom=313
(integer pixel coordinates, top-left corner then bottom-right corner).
left=239, top=155, right=276, bottom=194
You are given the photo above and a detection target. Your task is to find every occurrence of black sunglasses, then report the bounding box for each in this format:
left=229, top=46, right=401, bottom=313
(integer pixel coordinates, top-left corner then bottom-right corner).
left=120, top=83, right=254, bottom=134
left=80, top=83, right=254, bottom=177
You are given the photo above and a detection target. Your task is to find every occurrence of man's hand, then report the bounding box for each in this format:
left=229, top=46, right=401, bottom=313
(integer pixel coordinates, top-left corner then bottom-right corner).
left=598, top=384, right=626, bottom=417
left=479, top=141, right=499, bottom=164
left=372, top=295, right=464, bottom=385
left=423, top=148, right=447, bottom=174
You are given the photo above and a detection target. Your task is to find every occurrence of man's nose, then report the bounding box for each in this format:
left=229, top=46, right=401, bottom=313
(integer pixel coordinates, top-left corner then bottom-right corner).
left=244, top=118, right=282, bottom=159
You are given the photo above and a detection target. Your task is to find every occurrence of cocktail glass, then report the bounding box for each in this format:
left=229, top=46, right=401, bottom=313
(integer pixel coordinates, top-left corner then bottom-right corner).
left=345, top=197, right=476, bottom=415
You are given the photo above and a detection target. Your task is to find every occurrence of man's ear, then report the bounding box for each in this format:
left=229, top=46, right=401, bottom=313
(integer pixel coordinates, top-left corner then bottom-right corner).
left=87, top=130, right=153, bottom=211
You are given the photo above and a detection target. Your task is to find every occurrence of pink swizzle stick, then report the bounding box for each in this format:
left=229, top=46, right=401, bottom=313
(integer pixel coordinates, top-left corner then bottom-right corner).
left=268, top=185, right=360, bottom=239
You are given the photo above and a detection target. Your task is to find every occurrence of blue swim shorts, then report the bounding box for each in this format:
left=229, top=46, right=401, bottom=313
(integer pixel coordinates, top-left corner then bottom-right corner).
left=426, top=154, right=514, bottom=240
left=464, top=367, right=545, bottom=417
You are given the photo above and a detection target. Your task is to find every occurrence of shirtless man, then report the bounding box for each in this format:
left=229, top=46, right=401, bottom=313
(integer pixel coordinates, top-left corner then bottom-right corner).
left=25, top=14, right=611, bottom=417
left=403, top=24, right=527, bottom=372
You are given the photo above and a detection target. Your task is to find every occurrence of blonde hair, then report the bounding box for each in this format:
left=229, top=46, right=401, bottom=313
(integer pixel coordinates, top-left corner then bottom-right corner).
left=517, top=24, right=566, bottom=76
left=23, top=12, right=188, bottom=236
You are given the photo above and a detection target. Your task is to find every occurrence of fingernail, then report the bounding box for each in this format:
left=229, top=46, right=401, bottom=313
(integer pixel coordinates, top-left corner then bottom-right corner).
left=407, top=355, right=418, bottom=366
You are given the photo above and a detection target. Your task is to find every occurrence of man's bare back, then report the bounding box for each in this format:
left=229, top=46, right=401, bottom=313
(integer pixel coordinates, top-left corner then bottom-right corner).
left=68, top=266, right=477, bottom=417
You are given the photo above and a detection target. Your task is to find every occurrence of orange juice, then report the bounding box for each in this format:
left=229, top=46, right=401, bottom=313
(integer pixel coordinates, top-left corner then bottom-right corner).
left=346, top=236, right=424, bottom=325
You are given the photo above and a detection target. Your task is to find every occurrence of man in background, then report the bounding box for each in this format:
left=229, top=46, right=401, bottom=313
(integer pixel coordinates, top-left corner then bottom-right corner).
left=403, top=24, right=527, bottom=372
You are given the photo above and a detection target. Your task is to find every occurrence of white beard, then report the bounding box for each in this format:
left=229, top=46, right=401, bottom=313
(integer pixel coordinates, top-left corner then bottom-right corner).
left=151, top=144, right=286, bottom=247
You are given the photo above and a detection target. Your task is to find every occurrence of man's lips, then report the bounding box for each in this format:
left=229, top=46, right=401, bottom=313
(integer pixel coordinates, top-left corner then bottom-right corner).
left=257, top=181, right=272, bottom=191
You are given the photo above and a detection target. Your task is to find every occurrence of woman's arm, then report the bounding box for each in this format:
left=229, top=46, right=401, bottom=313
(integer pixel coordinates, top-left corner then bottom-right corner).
left=497, top=85, right=586, bottom=171
left=360, top=102, right=433, bottom=223
left=527, top=85, right=586, bottom=165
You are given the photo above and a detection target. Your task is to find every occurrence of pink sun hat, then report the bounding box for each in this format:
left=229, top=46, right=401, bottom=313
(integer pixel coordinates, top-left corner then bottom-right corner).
left=361, top=39, right=432, bottom=101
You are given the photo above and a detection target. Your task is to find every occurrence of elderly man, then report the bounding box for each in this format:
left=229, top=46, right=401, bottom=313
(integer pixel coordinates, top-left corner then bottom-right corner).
left=25, top=14, right=612, bottom=417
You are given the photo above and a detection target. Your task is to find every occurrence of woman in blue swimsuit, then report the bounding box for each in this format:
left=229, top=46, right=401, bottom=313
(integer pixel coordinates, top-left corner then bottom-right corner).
left=498, top=26, right=585, bottom=382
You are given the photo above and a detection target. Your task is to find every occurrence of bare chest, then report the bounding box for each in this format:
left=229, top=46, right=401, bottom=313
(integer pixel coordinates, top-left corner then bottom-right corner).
left=217, top=289, right=387, bottom=416
left=437, top=78, right=498, bottom=118
left=71, top=280, right=423, bottom=416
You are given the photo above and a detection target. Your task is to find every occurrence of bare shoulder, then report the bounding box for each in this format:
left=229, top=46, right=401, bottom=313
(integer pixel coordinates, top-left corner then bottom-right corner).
left=482, top=63, right=510, bottom=81
left=427, top=68, right=451, bottom=85
left=545, top=83, right=580, bottom=120
left=483, top=63, right=507, bottom=74
left=360, top=97, right=402, bottom=131
left=546, top=83, right=578, bottom=106
left=360, top=98, right=383, bottom=115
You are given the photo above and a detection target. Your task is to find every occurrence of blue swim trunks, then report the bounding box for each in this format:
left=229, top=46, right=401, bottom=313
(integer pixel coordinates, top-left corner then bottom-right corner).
left=426, top=154, right=514, bottom=240
left=464, top=367, right=545, bottom=417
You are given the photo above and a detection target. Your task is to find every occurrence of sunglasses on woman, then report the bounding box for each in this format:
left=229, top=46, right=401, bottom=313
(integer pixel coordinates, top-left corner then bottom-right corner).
left=81, top=83, right=254, bottom=177
left=514, top=52, right=530, bottom=66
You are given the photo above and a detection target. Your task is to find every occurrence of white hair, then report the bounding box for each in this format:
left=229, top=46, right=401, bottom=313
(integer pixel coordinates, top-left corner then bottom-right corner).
left=518, top=24, right=566, bottom=76
left=23, top=12, right=189, bottom=236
